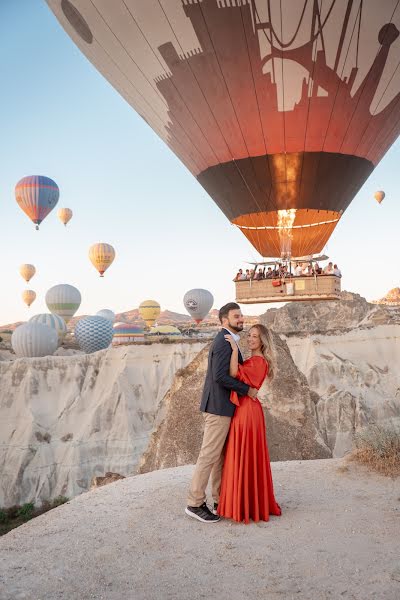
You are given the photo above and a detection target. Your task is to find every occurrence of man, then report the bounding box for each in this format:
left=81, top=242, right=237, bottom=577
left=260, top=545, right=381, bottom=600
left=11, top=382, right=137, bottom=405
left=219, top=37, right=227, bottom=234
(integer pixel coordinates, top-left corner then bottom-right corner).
left=323, top=262, right=334, bottom=275
left=185, top=302, right=258, bottom=523
left=333, top=264, right=342, bottom=277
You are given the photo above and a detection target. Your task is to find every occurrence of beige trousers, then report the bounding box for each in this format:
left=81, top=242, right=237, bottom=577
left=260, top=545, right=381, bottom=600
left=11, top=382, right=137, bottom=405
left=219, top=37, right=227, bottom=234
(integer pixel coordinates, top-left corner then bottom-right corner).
left=187, top=412, right=232, bottom=507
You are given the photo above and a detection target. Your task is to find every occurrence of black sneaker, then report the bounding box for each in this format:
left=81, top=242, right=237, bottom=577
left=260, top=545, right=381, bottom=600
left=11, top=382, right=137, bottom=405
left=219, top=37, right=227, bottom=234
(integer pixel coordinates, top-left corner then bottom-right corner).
left=212, top=503, right=218, bottom=515
left=185, top=502, right=220, bottom=523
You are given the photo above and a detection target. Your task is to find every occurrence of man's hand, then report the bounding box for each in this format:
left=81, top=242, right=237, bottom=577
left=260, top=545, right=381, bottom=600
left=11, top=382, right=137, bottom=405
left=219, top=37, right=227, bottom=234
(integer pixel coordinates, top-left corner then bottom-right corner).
left=248, top=387, right=258, bottom=399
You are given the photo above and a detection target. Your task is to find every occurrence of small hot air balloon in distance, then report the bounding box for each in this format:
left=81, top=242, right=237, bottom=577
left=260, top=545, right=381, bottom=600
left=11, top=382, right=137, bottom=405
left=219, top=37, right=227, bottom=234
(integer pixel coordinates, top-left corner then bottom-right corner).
left=374, top=191, right=385, bottom=204
left=15, top=175, right=59, bottom=230
left=183, top=289, right=214, bottom=324
left=19, top=264, right=36, bottom=283
left=57, top=207, right=73, bottom=226
left=45, top=283, right=81, bottom=324
left=22, top=290, right=36, bottom=308
left=29, top=313, right=68, bottom=344
left=139, top=299, right=161, bottom=329
left=89, top=243, right=115, bottom=277
left=96, top=309, right=115, bottom=323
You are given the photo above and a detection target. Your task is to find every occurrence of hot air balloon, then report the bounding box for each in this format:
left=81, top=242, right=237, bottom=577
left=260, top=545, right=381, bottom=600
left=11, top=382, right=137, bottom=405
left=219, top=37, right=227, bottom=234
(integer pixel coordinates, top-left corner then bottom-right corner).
left=139, top=300, right=161, bottom=329
left=45, top=284, right=81, bottom=323
left=89, top=243, right=115, bottom=277
left=11, top=322, right=58, bottom=358
left=96, top=309, right=115, bottom=322
left=74, top=316, right=114, bottom=353
left=15, top=176, right=59, bottom=230
left=29, top=313, right=68, bottom=344
left=50, top=1, right=400, bottom=260
left=57, top=207, right=73, bottom=226
left=374, top=191, right=385, bottom=204
left=22, top=290, right=36, bottom=308
left=113, top=323, right=145, bottom=344
left=19, top=264, right=36, bottom=283
left=183, top=289, right=214, bottom=324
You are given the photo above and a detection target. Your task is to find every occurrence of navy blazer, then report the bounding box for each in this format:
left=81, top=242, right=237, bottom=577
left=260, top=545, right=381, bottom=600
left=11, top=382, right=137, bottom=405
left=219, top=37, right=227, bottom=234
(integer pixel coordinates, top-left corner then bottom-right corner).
left=200, top=329, right=250, bottom=417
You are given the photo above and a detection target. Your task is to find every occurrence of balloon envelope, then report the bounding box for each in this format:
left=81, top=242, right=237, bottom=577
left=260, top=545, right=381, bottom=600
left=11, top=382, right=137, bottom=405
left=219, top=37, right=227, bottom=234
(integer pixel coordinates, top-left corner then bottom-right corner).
left=45, top=284, right=81, bottom=323
left=29, top=313, right=68, bottom=343
left=50, top=1, right=400, bottom=257
left=11, top=322, right=58, bottom=358
left=374, top=191, right=385, bottom=204
left=22, top=290, right=36, bottom=308
left=183, top=289, right=214, bottom=324
left=57, top=207, right=73, bottom=226
left=96, top=309, right=115, bottom=322
left=15, top=175, right=59, bottom=229
left=89, top=243, right=115, bottom=277
left=74, top=316, right=114, bottom=353
left=19, top=264, right=36, bottom=283
left=139, top=300, right=161, bottom=328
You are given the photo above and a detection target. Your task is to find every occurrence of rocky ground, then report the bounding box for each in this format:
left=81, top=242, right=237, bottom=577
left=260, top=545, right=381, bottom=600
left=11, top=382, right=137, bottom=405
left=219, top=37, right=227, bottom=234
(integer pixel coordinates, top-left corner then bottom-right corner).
left=1, top=458, right=399, bottom=600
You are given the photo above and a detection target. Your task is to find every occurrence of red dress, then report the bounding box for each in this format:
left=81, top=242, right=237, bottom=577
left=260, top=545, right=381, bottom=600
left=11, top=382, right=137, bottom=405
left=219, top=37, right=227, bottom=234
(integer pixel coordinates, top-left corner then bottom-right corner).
left=218, top=356, right=282, bottom=524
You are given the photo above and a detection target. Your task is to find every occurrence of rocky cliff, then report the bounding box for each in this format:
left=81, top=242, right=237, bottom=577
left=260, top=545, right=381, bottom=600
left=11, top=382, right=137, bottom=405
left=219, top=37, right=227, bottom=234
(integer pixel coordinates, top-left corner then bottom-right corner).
left=0, top=342, right=205, bottom=507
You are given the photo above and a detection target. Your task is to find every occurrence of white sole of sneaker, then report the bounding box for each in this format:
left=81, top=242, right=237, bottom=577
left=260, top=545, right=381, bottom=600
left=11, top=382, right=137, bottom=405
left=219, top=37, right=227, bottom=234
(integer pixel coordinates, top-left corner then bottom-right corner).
left=185, top=508, right=220, bottom=523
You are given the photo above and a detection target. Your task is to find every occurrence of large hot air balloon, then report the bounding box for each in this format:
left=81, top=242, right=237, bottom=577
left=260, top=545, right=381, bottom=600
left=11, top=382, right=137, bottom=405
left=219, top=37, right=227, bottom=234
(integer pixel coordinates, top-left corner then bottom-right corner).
left=49, top=1, right=400, bottom=259
left=15, top=176, right=59, bottom=230
left=22, top=290, right=36, bottom=308
left=45, top=283, right=81, bottom=323
left=74, top=316, right=114, bottom=353
left=374, top=191, right=385, bottom=204
left=29, top=313, right=68, bottom=344
left=96, top=309, right=115, bottom=322
left=139, top=300, right=161, bottom=329
left=89, top=243, right=115, bottom=277
left=12, top=322, right=58, bottom=358
left=57, top=207, right=73, bottom=226
left=183, top=289, right=214, bottom=324
left=19, top=264, right=36, bottom=283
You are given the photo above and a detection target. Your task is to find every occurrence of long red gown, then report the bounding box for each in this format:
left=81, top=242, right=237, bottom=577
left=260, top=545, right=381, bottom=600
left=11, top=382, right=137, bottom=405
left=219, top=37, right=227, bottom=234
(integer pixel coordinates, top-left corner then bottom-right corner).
left=218, top=356, right=282, bottom=524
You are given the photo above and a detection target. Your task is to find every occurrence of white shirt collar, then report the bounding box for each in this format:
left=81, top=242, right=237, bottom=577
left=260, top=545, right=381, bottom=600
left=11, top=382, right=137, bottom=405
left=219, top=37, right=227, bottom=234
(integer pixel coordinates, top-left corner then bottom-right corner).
left=223, top=327, right=241, bottom=343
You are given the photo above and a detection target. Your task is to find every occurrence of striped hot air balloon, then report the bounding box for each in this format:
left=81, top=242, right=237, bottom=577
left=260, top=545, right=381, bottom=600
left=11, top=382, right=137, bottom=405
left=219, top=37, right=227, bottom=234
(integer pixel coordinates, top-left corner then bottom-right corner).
left=57, top=207, right=73, bottom=226
left=45, top=284, right=81, bottom=323
left=22, top=290, right=36, bottom=308
left=15, top=176, right=59, bottom=230
left=11, top=322, right=58, bottom=358
left=29, top=313, right=68, bottom=343
left=19, top=264, right=36, bottom=283
left=88, top=243, right=115, bottom=277
left=139, top=300, right=161, bottom=329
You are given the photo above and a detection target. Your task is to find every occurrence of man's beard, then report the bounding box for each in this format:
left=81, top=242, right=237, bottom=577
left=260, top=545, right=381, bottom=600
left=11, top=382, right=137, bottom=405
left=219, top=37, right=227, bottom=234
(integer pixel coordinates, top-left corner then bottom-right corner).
left=228, top=321, right=244, bottom=333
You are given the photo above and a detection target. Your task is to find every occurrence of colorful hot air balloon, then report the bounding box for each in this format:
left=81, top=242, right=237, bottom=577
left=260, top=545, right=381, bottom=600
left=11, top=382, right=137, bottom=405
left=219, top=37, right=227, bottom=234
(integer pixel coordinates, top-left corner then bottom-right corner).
left=50, top=1, right=400, bottom=259
left=15, top=175, right=59, bottom=230
left=74, top=316, right=114, bottom=353
left=19, top=264, right=36, bottom=283
left=374, top=191, right=385, bottom=204
left=45, top=283, right=81, bottom=323
left=29, top=313, right=68, bottom=344
left=183, top=289, right=214, bottom=324
left=139, top=300, right=161, bottom=329
left=22, top=290, right=36, bottom=308
left=57, top=207, right=73, bottom=226
left=88, top=243, right=115, bottom=277
left=11, top=322, right=58, bottom=358
left=96, top=309, right=115, bottom=322
left=113, top=323, right=145, bottom=344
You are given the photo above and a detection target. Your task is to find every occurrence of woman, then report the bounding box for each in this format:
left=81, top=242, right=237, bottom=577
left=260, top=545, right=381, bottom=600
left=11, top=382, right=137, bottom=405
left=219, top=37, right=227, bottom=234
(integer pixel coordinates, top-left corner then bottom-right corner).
left=218, top=324, right=281, bottom=524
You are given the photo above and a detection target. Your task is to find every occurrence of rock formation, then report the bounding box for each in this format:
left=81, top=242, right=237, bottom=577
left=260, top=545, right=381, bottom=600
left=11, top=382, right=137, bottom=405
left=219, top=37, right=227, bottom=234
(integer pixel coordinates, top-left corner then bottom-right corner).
left=0, top=342, right=205, bottom=507
left=372, top=287, right=400, bottom=306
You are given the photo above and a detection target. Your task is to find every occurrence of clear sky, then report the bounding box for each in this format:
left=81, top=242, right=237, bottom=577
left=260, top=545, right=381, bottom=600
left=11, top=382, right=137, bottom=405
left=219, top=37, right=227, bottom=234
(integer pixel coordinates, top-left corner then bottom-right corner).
left=1, top=0, right=399, bottom=325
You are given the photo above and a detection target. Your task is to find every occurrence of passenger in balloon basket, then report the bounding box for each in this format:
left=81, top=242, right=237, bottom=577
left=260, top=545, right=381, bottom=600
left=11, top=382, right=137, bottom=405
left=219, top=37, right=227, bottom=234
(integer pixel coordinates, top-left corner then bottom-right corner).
left=185, top=303, right=281, bottom=524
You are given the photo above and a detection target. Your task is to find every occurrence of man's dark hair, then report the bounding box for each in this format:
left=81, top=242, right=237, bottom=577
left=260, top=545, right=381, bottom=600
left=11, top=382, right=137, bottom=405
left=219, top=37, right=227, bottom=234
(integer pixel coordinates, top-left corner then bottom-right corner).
left=219, top=302, right=241, bottom=324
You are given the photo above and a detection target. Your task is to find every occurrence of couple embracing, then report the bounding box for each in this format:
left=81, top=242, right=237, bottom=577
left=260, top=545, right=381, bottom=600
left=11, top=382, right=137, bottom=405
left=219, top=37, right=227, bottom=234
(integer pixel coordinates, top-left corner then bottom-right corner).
left=185, top=302, right=281, bottom=524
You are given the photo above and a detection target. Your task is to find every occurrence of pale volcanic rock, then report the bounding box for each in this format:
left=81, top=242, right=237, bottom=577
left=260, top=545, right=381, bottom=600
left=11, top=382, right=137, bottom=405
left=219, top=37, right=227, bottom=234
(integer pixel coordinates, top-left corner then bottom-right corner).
left=372, top=286, right=400, bottom=306
left=0, top=342, right=205, bottom=507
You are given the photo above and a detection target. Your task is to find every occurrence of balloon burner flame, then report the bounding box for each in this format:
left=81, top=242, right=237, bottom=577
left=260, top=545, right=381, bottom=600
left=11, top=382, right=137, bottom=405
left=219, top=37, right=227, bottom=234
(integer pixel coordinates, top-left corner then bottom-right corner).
left=277, top=209, right=296, bottom=260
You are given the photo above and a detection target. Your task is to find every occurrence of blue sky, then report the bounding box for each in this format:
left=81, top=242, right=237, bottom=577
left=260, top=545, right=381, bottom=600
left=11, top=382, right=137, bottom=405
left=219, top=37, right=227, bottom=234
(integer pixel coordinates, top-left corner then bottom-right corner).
left=0, top=0, right=399, bottom=325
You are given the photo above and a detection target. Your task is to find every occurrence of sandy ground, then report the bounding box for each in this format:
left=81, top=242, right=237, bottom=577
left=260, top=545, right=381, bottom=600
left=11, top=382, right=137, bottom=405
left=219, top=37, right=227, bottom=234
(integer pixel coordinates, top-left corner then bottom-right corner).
left=0, top=458, right=399, bottom=600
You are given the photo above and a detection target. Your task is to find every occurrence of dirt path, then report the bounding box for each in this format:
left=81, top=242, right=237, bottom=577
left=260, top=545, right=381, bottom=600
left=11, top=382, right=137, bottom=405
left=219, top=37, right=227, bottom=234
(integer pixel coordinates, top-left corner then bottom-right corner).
left=1, top=459, right=399, bottom=600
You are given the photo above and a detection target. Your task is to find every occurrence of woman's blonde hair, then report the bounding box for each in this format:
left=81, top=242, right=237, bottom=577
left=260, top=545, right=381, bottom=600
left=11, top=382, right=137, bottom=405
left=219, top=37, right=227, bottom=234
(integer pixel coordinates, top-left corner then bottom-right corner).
left=249, top=324, right=274, bottom=379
